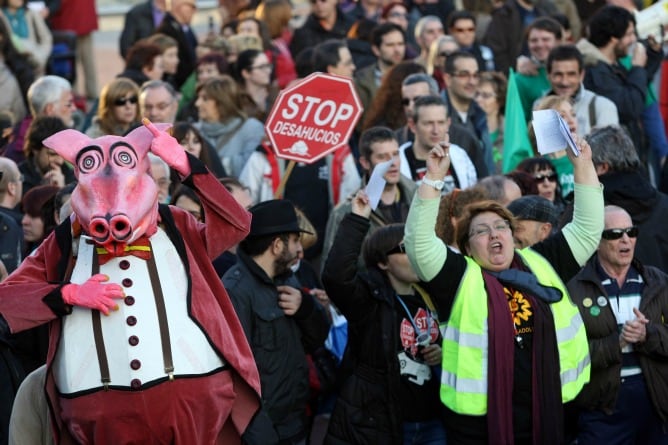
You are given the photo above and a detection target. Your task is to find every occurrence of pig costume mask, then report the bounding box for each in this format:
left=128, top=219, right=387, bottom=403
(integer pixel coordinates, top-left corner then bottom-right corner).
left=43, top=124, right=172, bottom=254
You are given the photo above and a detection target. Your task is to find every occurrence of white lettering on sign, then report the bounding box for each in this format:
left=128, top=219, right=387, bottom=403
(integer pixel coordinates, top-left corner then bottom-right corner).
left=272, top=121, right=341, bottom=144
left=282, top=94, right=355, bottom=129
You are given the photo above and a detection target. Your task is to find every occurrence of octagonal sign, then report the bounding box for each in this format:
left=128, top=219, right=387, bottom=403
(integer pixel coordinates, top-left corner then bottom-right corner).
left=265, top=72, right=363, bottom=164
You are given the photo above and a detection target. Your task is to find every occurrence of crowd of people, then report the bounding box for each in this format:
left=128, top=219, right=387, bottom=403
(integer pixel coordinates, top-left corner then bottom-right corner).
left=0, top=0, right=668, bottom=443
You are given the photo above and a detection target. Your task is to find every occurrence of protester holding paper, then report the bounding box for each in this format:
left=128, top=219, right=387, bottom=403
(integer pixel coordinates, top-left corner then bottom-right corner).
left=322, top=191, right=445, bottom=444
left=321, top=126, right=416, bottom=268
left=404, top=129, right=602, bottom=443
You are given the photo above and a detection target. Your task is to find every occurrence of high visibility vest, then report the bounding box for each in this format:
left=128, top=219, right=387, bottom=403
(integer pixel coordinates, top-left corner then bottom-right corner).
left=440, top=249, right=590, bottom=415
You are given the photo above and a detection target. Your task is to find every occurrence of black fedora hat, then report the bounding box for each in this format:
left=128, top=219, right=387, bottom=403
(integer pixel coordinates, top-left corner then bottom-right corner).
left=248, top=199, right=313, bottom=238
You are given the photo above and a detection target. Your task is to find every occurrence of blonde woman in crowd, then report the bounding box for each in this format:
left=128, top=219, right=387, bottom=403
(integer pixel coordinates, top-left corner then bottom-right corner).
left=426, top=35, right=458, bottom=91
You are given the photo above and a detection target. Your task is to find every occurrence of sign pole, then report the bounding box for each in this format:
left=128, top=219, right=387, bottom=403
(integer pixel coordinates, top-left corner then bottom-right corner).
left=274, top=160, right=296, bottom=199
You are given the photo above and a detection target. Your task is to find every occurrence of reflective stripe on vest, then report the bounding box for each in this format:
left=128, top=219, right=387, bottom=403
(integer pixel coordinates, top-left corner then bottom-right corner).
left=440, top=250, right=590, bottom=415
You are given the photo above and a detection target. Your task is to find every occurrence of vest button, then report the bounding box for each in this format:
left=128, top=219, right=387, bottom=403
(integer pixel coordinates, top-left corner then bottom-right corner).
left=128, top=335, right=139, bottom=346
left=130, top=359, right=141, bottom=370
left=130, top=378, right=141, bottom=390
left=119, top=260, right=130, bottom=270
left=126, top=316, right=137, bottom=326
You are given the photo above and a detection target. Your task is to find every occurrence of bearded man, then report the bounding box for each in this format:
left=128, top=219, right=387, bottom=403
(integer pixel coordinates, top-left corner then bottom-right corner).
left=222, top=199, right=330, bottom=444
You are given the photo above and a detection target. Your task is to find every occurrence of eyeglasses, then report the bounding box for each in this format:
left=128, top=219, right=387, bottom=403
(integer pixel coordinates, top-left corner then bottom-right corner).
left=143, top=101, right=174, bottom=112
left=438, top=51, right=454, bottom=58
left=386, top=242, right=406, bottom=256
left=453, top=27, right=475, bottom=33
left=388, top=11, right=407, bottom=18
left=401, top=96, right=423, bottom=107
left=601, top=226, right=639, bottom=240
left=451, top=71, right=480, bottom=81
left=533, top=173, right=558, bottom=184
left=474, top=91, right=496, bottom=100
left=250, top=63, right=272, bottom=71
left=114, top=96, right=138, bottom=107
left=469, top=219, right=511, bottom=238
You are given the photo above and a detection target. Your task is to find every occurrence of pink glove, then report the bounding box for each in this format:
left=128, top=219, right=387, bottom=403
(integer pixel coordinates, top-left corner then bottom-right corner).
left=62, top=274, right=125, bottom=315
left=143, top=118, right=190, bottom=177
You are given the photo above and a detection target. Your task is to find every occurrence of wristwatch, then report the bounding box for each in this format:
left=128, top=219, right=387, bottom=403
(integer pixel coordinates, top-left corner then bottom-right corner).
left=422, top=176, right=445, bottom=190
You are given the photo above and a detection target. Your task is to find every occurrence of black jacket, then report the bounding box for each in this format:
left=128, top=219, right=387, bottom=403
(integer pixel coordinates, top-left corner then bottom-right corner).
left=289, top=9, right=354, bottom=60
left=322, top=214, right=443, bottom=444
left=223, top=251, right=330, bottom=441
left=17, top=158, right=76, bottom=196
left=567, top=256, right=668, bottom=422
left=322, top=214, right=403, bottom=444
left=580, top=40, right=662, bottom=162
left=482, top=0, right=548, bottom=74
left=155, top=13, right=197, bottom=89
left=119, top=0, right=156, bottom=59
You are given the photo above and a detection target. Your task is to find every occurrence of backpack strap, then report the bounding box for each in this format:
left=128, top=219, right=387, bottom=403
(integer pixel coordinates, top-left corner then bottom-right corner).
left=588, top=95, right=597, bottom=129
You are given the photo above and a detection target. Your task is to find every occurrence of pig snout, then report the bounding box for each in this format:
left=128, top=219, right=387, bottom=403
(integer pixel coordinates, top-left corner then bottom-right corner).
left=89, top=214, right=133, bottom=244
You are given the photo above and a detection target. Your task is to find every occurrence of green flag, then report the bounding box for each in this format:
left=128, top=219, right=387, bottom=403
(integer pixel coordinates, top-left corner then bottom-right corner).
left=502, top=69, right=533, bottom=173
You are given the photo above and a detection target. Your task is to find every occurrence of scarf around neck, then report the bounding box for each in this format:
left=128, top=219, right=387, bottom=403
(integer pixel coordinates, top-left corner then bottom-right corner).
left=481, top=254, right=564, bottom=445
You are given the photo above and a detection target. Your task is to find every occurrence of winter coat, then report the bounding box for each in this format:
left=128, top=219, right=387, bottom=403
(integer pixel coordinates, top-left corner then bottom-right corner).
left=567, top=256, right=668, bottom=422
left=223, top=251, right=330, bottom=441
left=322, top=214, right=406, bottom=444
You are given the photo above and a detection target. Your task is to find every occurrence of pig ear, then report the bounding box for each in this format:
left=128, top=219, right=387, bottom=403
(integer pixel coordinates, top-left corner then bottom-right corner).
left=124, top=123, right=173, bottom=158
left=42, top=129, right=93, bottom=165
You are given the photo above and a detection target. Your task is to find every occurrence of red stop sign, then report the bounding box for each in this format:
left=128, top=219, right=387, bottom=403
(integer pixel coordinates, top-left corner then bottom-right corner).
left=265, top=73, right=363, bottom=164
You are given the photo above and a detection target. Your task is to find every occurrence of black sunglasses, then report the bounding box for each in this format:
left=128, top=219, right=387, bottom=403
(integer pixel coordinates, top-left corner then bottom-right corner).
left=601, top=226, right=639, bottom=240
left=114, top=96, right=138, bottom=107
left=533, top=173, right=557, bottom=184
left=386, top=242, right=406, bottom=256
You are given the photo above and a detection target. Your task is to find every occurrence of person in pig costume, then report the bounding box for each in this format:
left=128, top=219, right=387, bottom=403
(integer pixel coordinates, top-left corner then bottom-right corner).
left=0, top=121, right=266, bottom=443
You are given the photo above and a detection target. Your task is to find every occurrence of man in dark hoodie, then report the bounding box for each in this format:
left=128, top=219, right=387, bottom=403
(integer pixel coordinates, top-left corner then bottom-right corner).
left=586, top=125, right=668, bottom=272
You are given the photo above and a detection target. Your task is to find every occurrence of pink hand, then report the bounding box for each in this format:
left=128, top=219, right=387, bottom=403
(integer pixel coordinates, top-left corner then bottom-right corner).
left=62, top=274, right=125, bottom=315
left=143, top=118, right=190, bottom=176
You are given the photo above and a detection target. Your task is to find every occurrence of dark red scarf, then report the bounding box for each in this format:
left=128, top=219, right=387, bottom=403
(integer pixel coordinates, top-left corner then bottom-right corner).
left=481, top=254, right=564, bottom=445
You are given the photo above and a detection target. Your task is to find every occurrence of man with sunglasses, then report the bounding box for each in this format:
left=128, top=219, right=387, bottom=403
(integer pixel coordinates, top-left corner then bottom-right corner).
left=567, top=205, right=668, bottom=444
left=447, top=10, right=495, bottom=72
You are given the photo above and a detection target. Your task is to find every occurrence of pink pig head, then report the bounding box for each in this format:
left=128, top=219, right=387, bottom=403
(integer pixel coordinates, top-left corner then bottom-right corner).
left=43, top=125, right=171, bottom=253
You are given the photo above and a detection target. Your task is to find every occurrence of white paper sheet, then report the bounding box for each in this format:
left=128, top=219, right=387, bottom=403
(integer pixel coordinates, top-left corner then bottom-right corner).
left=532, top=109, right=580, bottom=157
left=364, top=159, right=393, bottom=210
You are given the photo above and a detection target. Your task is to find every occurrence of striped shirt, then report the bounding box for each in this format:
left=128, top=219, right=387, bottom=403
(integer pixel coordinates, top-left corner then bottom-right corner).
left=596, top=263, right=643, bottom=377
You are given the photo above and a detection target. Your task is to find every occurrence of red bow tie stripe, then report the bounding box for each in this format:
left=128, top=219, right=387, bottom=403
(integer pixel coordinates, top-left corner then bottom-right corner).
left=96, top=237, right=152, bottom=265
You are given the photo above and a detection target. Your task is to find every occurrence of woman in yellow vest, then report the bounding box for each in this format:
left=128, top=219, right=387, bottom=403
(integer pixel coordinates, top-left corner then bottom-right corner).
left=404, top=135, right=603, bottom=444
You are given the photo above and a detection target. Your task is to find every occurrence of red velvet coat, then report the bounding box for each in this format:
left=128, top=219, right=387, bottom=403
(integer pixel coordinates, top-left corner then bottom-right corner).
left=0, top=160, right=261, bottom=443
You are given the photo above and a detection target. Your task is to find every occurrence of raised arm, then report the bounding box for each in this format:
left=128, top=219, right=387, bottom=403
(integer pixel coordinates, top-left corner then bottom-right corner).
left=561, top=137, right=604, bottom=265
left=405, top=142, right=449, bottom=281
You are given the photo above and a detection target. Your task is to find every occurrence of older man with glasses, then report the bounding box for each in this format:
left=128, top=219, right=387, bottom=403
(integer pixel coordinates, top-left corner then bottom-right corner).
left=566, top=204, right=668, bottom=445
left=139, top=79, right=179, bottom=124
